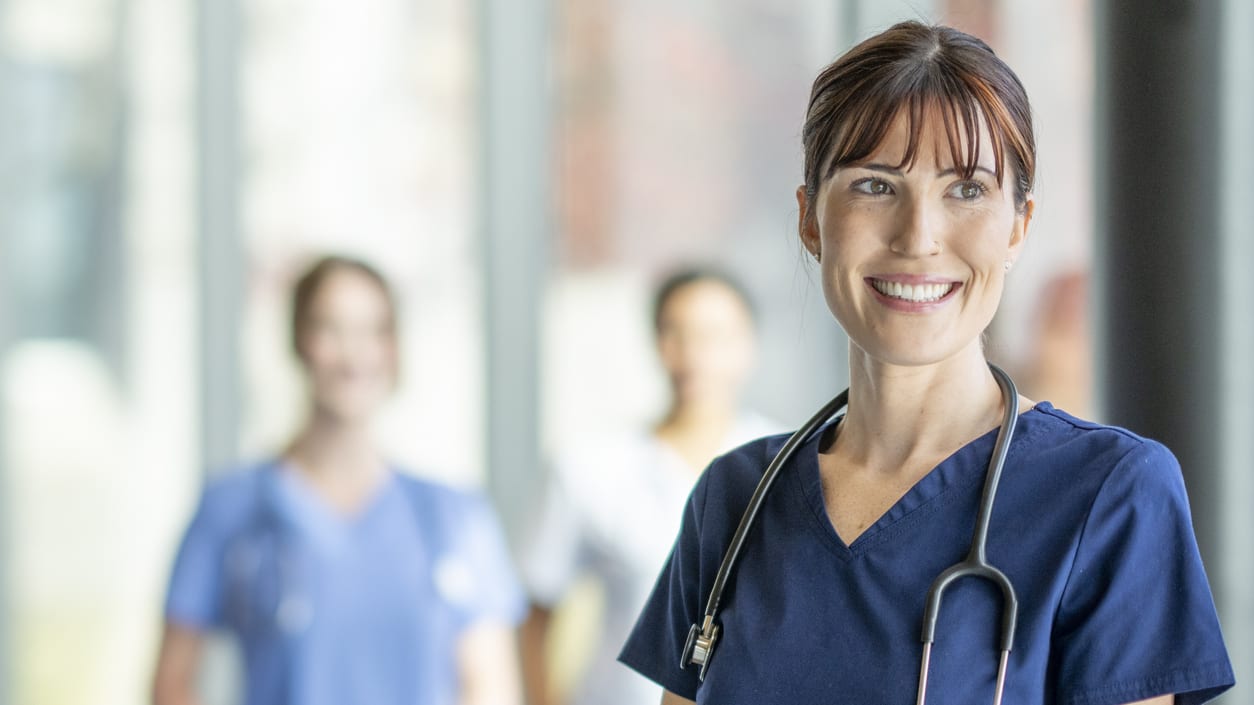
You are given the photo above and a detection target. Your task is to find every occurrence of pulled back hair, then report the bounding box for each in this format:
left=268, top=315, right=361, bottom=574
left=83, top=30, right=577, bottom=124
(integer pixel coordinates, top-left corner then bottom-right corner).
left=801, top=21, right=1035, bottom=215
left=652, top=267, right=757, bottom=332
left=290, top=255, right=397, bottom=360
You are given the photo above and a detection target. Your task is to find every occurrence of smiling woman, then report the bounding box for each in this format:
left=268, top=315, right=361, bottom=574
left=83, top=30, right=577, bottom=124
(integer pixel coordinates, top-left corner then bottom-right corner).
left=616, top=21, right=1233, bottom=705
left=802, top=106, right=1030, bottom=369
left=153, top=256, right=525, bottom=705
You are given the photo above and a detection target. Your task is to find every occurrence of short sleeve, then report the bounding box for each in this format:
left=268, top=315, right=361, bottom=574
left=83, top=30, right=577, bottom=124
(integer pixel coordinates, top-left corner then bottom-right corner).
left=164, top=491, right=229, bottom=629
left=518, top=467, right=585, bottom=606
left=617, top=472, right=709, bottom=700
left=1054, top=441, right=1234, bottom=705
left=437, top=491, right=528, bottom=629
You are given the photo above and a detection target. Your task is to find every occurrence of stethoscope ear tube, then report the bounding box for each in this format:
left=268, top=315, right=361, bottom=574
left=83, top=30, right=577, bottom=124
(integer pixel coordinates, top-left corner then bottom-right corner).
left=916, top=363, right=1019, bottom=705
left=682, top=389, right=850, bottom=679
left=919, top=364, right=1019, bottom=648
left=682, top=363, right=1021, bottom=702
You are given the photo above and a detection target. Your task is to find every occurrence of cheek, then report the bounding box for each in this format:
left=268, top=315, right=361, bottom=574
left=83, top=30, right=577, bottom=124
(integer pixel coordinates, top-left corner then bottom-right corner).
left=655, top=338, right=681, bottom=370
left=302, top=336, right=339, bottom=372
left=375, top=339, right=400, bottom=380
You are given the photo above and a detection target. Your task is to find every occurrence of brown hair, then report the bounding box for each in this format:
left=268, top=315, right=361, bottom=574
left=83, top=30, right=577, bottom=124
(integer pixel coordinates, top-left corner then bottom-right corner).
left=801, top=21, right=1035, bottom=215
left=652, top=267, right=757, bottom=332
left=290, top=255, right=397, bottom=360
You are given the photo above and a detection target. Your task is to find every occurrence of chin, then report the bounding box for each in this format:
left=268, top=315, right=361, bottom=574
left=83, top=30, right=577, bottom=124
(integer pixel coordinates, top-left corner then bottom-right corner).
left=854, top=335, right=970, bottom=369
left=315, top=390, right=388, bottom=425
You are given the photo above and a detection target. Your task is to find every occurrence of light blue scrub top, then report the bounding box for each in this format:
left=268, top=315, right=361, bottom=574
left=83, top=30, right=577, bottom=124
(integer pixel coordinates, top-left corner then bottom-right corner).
left=621, top=403, right=1234, bottom=705
left=165, top=462, right=525, bottom=705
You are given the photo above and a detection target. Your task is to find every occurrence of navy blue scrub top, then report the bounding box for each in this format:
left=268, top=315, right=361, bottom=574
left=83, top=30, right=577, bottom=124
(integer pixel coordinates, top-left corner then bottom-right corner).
left=620, top=403, right=1234, bottom=705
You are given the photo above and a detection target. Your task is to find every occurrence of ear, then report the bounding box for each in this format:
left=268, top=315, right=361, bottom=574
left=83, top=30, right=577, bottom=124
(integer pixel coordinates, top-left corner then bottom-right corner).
left=1007, top=195, right=1034, bottom=263
left=796, top=185, right=820, bottom=257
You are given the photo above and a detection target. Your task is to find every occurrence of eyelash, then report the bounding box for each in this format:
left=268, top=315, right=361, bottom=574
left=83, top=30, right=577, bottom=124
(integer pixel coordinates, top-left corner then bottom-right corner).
left=849, top=177, right=990, bottom=200
left=951, top=180, right=989, bottom=200
left=850, top=177, right=892, bottom=195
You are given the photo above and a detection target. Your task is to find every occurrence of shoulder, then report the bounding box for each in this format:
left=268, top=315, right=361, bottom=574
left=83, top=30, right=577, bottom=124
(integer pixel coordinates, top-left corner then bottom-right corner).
left=191, top=461, right=273, bottom=532
left=392, top=472, right=502, bottom=527
left=691, top=431, right=795, bottom=525
left=545, top=429, right=669, bottom=501
left=731, top=410, right=789, bottom=444
left=553, top=429, right=658, bottom=472
left=393, top=471, right=474, bottom=505
left=1021, top=403, right=1182, bottom=494
left=1028, top=403, right=1173, bottom=459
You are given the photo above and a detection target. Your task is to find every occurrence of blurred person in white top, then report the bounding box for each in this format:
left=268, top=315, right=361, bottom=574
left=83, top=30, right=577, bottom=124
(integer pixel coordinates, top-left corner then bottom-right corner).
left=519, top=268, right=779, bottom=705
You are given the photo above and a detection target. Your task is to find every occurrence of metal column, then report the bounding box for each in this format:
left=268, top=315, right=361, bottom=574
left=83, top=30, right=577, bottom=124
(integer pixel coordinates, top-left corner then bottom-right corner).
left=195, top=0, right=243, bottom=476
left=1214, top=0, right=1254, bottom=693
left=0, top=0, right=16, bottom=696
left=1097, top=1, right=1253, bottom=698
left=478, top=1, right=552, bottom=534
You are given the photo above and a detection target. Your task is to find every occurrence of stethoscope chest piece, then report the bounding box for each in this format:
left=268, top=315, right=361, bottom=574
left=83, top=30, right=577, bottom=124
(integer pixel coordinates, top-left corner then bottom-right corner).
left=682, top=616, right=720, bottom=680
left=680, top=364, right=1020, bottom=705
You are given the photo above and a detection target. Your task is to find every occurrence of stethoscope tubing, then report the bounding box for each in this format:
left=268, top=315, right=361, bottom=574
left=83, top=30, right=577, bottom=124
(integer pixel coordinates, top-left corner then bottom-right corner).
left=682, top=363, right=1020, bottom=705
left=916, top=363, right=1019, bottom=705
left=702, top=389, right=850, bottom=622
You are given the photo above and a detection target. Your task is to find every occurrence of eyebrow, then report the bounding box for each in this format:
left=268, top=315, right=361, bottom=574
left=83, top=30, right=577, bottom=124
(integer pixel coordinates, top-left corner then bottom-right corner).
left=853, top=163, right=997, bottom=178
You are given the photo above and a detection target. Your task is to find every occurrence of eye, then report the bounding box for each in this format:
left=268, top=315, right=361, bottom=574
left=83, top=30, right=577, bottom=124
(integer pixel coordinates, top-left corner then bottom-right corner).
left=851, top=177, right=893, bottom=196
left=949, top=180, right=988, bottom=200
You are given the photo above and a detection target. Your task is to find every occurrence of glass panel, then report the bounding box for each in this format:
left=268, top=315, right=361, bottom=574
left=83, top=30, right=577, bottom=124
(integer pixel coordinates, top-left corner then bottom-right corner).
left=538, top=0, right=844, bottom=696
left=545, top=0, right=845, bottom=451
left=0, top=0, right=200, bottom=703
left=969, top=0, right=1096, bottom=417
left=237, top=0, right=482, bottom=486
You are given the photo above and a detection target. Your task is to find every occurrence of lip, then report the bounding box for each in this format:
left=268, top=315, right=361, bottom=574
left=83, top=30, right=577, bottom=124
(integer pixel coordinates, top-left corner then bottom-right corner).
left=867, top=273, right=959, bottom=285
left=864, top=274, right=962, bottom=312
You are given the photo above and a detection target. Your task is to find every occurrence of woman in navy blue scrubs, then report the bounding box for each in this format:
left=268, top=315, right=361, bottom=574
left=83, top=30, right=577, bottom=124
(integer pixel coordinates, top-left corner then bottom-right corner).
left=619, top=21, right=1234, bottom=705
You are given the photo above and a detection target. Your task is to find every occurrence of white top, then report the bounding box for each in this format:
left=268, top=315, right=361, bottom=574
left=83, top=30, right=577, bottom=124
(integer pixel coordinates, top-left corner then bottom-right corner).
left=521, top=413, right=781, bottom=705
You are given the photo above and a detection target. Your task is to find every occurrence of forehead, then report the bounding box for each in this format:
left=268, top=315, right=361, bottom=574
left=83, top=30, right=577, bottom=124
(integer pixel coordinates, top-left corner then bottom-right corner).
left=308, top=268, right=390, bottom=312
left=860, top=104, right=997, bottom=168
left=659, top=280, right=752, bottom=321
left=826, top=94, right=1010, bottom=184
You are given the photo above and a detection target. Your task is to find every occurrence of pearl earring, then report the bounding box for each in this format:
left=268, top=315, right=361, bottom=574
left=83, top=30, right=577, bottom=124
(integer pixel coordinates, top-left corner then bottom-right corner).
left=1003, top=260, right=1012, bottom=272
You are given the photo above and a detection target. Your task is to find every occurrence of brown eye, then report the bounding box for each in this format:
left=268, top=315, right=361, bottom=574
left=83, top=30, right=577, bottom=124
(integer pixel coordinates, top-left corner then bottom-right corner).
left=852, top=177, right=893, bottom=196
left=949, top=181, right=987, bottom=200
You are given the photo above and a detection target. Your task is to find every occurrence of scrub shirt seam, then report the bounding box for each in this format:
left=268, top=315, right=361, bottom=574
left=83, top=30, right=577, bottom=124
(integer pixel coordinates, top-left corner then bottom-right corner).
left=1051, top=439, right=1148, bottom=633
left=1064, top=659, right=1235, bottom=705
left=1038, top=406, right=1147, bottom=444
left=648, top=456, right=717, bottom=703
left=698, top=450, right=721, bottom=535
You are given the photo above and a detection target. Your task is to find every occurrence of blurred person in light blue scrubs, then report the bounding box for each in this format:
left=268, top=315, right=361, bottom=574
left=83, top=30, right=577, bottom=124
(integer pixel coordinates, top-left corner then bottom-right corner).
left=153, top=256, right=524, bottom=705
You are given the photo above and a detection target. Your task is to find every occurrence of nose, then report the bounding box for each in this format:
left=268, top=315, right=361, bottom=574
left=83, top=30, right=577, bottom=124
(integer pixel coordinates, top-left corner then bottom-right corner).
left=889, top=196, right=943, bottom=257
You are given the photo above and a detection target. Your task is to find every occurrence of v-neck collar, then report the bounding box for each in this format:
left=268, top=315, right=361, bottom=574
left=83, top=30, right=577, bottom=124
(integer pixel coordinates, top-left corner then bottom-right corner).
left=267, top=461, right=401, bottom=546
left=794, top=404, right=1047, bottom=559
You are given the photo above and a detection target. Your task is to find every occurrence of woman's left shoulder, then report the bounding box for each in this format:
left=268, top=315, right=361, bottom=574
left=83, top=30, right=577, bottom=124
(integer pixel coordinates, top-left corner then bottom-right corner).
left=1019, top=402, right=1182, bottom=486
left=391, top=470, right=495, bottom=516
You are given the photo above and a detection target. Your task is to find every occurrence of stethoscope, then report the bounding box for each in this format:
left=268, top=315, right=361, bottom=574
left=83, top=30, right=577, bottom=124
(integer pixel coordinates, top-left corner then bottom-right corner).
left=681, top=363, right=1020, bottom=705
left=223, top=472, right=317, bottom=638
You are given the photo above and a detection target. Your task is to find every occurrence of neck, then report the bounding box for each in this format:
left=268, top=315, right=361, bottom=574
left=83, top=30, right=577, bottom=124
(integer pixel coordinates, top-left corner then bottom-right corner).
left=655, top=396, right=740, bottom=475
left=837, top=344, right=1010, bottom=475
left=285, top=409, right=385, bottom=481
left=658, top=397, right=737, bottom=437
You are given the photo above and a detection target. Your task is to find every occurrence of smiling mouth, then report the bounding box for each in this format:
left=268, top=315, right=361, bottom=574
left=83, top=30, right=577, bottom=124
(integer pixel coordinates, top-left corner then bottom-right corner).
left=870, top=279, right=957, bottom=303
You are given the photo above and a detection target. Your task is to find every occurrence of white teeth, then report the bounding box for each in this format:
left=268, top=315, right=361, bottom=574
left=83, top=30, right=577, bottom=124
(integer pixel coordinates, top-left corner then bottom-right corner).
left=872, top=279, right=954, bottom=302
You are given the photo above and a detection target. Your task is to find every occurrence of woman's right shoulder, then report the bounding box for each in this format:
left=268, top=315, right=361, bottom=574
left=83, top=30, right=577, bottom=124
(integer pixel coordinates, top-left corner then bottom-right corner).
left=188, top=460, right=274, bottom=531
left=693, top=432, right=793, bottom=521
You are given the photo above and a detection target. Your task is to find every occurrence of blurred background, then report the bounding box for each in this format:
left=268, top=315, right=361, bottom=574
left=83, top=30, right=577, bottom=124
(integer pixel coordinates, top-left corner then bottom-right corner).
left=0, top=0, right=1250, bottom=703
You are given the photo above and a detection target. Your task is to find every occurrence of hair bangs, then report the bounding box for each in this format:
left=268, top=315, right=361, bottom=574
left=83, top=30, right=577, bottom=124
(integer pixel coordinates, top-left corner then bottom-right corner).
left=821, top=64, right=1012, bottom=190
left=801, top=22, right=1036, bottom=216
